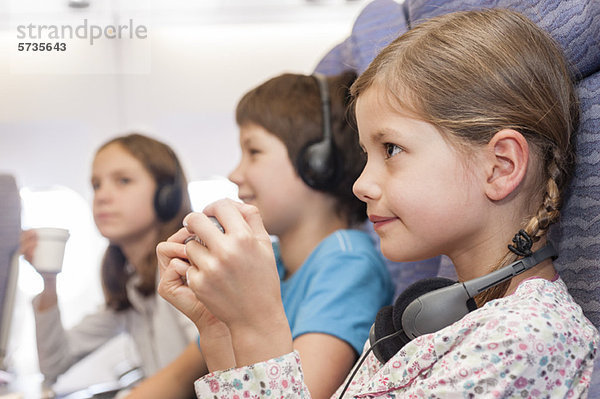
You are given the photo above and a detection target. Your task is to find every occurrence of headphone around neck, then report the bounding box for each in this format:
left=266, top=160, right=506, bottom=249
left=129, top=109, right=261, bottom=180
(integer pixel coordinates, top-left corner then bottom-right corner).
left=370, top=242, right=557, bottom=364
left=296, top=73, right=342, bottom=191
left=153, top=151, right=184, bottom=222
left=338, top=242, right=557, bottom=399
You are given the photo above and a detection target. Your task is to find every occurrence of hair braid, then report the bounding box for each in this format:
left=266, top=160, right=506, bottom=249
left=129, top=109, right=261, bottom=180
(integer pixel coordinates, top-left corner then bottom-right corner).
left=476, top=146, right=565, bottom=306
left=525, top=161, right=562, bottom=241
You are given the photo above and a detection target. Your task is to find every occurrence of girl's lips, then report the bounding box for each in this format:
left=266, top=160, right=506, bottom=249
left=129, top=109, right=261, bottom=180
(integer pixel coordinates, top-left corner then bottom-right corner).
left=95, top=212, right=115, bottom=220
left=369, top=215, right=397, bottom=229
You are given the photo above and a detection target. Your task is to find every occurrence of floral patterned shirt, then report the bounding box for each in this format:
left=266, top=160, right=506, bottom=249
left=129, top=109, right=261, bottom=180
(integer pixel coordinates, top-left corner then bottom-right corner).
left=194, top=277, right=599, bottom=398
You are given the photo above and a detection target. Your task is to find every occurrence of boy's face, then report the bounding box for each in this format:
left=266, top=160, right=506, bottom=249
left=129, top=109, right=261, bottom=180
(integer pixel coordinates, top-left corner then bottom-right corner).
left=352, top=85, right=489, bottom=263
left=228, top=123, right=314, bottom=236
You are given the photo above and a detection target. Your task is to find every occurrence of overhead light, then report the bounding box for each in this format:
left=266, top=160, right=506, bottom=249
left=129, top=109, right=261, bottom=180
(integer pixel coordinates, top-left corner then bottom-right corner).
left=68, top=0, right=90, bottom=8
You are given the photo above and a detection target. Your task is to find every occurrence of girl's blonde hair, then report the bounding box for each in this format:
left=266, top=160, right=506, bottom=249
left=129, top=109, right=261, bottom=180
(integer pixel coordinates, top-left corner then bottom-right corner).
left=351, top=9, right=578, bottom=304
left=96, top=133, right=192, bottom=311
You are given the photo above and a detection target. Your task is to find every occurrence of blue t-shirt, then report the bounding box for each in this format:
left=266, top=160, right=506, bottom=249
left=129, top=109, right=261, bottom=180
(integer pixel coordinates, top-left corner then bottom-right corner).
left=275, top=229, right=394, bottom=354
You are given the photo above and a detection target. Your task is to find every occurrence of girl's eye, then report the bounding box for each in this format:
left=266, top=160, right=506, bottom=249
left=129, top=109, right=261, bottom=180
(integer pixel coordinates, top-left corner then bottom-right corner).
left=91, top=181, right=100, bottom=191
left=118, top=177, right=132, bottom=185
left=248, top=148, right=261, bottom=156
left=384, top=143, right=403, bottom=159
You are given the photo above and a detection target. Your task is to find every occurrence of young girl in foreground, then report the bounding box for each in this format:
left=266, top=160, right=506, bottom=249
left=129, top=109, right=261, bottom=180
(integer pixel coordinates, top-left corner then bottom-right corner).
left=159, top=9, right=599, bottom=397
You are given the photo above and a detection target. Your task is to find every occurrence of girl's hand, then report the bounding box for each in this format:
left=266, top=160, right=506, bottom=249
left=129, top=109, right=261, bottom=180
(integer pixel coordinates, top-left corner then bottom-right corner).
left=157, top=228, right=236, bottom=371
left=20, top=229, right=38, bottom=265
left=182, top=199, right=293, bottom=366
left=20, top=230, right=59, bottom=281
left=156, top=228, right=226, bottom=335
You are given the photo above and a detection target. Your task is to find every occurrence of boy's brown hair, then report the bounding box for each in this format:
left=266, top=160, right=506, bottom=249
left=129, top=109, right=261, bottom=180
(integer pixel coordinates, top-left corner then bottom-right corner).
left=236, top=71, right=366, bottom=226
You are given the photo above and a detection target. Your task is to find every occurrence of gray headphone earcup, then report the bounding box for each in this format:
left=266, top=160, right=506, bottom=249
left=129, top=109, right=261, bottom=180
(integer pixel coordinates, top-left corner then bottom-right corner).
left=370, top=277, right=457, bottom=364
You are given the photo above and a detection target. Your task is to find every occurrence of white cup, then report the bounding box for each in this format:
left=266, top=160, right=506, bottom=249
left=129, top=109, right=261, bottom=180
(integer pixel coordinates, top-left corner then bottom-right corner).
left=32, top=227, right=70, bottom=274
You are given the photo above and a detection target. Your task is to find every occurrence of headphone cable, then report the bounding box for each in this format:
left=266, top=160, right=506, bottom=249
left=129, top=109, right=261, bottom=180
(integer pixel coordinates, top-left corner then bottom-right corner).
left=338, top=330, right=403, bottom=399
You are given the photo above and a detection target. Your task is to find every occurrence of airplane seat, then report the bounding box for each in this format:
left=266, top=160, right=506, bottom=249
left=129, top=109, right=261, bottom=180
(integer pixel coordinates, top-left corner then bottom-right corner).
left=0, top=174, right=22, bottom=371
left=553, top=69, right=600, bottom=396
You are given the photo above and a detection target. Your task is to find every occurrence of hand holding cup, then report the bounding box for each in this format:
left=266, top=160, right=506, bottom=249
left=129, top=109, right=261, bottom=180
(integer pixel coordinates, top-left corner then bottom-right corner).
left=21, top=228, right=70, bottom=275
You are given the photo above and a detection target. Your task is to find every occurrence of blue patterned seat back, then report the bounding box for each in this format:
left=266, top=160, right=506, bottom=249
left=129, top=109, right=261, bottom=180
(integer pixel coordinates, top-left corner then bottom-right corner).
left=554, top=70, right=600, bottom=395
left=407, top=0, right=600, bottom=79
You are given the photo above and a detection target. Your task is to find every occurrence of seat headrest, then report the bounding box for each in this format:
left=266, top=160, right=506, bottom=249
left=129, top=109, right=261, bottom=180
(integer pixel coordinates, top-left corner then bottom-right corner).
left=407, top=0, right=600, bottom=80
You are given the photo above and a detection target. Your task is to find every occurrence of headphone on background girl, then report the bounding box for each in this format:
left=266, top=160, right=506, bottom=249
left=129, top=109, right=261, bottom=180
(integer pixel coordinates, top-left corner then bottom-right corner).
left=153, top=150, right=184, bottom=222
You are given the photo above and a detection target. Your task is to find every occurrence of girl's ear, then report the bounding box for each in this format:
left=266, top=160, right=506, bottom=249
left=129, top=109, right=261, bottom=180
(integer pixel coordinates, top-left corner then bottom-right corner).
left=484, top=129, right=529, bottom=201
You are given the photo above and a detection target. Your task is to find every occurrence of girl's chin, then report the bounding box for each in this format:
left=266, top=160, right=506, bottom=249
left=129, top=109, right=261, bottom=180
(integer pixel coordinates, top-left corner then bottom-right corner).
left=380, top=241, right=425, bottom=263
left=380, top=245, right=403, bottom=263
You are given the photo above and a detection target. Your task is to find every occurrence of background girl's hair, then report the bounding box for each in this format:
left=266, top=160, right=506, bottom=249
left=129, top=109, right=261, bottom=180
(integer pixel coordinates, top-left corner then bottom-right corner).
left=351, top=9, right=578, bottom=304
left=236, top=71, right=366, bottom=226
left=96, top=133, right=192, bottom=311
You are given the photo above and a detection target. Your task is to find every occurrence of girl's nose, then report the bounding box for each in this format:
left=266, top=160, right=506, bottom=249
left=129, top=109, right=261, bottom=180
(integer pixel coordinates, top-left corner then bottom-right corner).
left=93, top=183, right=113, bottom=203
left=353, top=165, right=381, bottom=203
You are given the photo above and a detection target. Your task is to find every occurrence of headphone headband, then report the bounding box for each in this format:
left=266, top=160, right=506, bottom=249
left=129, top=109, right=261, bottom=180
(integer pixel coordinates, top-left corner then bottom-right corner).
left=463, top=242, right=557, bottom=297
left=295, top=73, right=341, bottom=191
left=401, top=241, right=557, bottom=340
left=313, top=72, right=333, bottom=147
left=368, top=241, right=558, bottom=367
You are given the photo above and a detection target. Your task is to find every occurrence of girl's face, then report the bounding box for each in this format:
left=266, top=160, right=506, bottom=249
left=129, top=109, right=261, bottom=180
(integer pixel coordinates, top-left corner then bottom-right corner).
left=91, top=143, right=159, bottom=244
left=353, top=86, right=489, bottom=262
left=228, top=124, right=314, bottom=236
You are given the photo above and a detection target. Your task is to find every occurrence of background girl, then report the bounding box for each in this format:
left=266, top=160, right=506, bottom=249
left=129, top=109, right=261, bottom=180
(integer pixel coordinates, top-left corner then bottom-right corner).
left=21, top=133, right=196, bottom=386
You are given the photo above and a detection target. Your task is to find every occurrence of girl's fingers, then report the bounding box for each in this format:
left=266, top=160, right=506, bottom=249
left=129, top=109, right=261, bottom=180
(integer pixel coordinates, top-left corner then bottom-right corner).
left=160, top=257, right=190, bottom=282
left=167, top=226, right=194, bottom=244
left=156, top=241, right=187, bottom=273
left=183, top=212, right=227, bottom=250
left=184, top=263, right=202, bottom=291
left=172, top=258, right=192, bottom=277
left=235, top=202, right=270, bottom=239
left=184, top=236, right=211, bottom=269
left=20, top=229, right=38, bottom=246
left=202, top=199, right=270, bottom=243
left=20, top=230, right=38, bottom=255
left=203, top=199, right=251, bottom=236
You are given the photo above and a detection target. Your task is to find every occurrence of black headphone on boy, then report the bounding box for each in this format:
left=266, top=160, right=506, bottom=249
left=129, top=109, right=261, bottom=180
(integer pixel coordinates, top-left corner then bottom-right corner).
left=153, top=150, right=184, bottom=222
left=338, top=231, right=557, bottom=398
left=296, top=73, right=342, bottom=191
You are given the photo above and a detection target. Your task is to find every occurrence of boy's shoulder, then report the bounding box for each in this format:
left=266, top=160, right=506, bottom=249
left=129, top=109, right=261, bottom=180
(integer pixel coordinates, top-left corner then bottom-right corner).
left=301, top=229, right=389, bottom=280
left=315, top=229, right=378, bottom=255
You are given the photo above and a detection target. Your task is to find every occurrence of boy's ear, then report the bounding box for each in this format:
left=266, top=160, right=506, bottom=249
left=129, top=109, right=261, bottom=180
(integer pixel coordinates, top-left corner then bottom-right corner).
left=484, top=129, right=529, bottom=201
